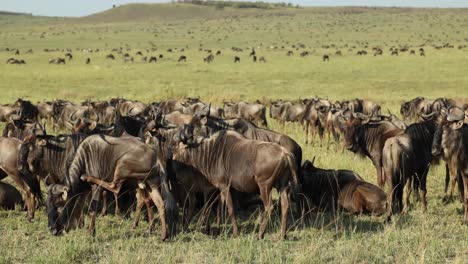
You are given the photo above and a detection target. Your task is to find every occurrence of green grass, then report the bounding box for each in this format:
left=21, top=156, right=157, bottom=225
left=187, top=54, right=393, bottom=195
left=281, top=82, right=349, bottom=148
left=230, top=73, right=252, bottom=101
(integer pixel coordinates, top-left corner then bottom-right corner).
left=0, top=3, right=467, bottom=263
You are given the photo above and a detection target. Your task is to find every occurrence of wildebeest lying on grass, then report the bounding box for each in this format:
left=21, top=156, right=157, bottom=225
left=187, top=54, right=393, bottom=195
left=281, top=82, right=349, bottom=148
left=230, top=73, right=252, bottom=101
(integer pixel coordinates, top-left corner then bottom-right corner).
left=47, top=135, right=178, bottom=240
left=300, top=158, right=387, bottom=215
left=0, top=182, right=24, bottom=210
left=173, top=126, right=301, bottom=239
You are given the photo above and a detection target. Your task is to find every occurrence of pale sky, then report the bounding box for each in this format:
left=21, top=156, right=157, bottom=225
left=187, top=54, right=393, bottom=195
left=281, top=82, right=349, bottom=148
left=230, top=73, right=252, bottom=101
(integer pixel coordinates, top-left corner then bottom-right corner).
left=1, top=0, right=467, bottom=17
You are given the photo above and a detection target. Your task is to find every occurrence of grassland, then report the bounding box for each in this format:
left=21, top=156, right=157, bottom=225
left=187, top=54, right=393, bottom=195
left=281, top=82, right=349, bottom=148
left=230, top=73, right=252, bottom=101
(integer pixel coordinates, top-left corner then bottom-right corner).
left=0, top=3, right=467, bottom=263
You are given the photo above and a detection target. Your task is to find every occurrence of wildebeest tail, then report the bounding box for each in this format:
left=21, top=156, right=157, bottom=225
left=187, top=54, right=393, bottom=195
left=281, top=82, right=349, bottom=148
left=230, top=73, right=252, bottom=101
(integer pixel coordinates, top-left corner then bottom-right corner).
left=284, top=151, right=302, bottom=199
left=157, top=160, right=178, bottom=237
left=17, top=143, right=43, bottom=202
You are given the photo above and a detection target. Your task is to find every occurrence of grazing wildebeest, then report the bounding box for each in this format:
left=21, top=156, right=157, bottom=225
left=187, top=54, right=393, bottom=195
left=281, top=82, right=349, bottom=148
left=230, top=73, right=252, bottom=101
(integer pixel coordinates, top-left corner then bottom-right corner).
left=431, top=107, right=468, bottom=223
left=234, top=56, right=240, bottom=63
left=203, top=54, right=214, bottom=63
left=269, top=100, right=305, bottom=128
left=286, top=51, right=293, bottom=56
left=48, top=135, right=178, bottom=239
left=252, top=55, right=257, bottom=62
left=322, top=54, right=329, bottom=61
left=419, top=48, right=425, bottom=56
left=14, top=98, right=39, bottom=121
left=0, top=182, right=24, bottom=210
left=300, top=51, right=309, bottom=57
left=106, top=54, right=115, bottom=60
left=301, top=159, right=387, bottom=214
left=49, top=58, right=66, bottom=64
left=0, top=104, right=18, bottom=122
left=174, top=127, right=300, bottom=239
left=85, top=58, right=91, bottom=64
left=149, top=56, right=157, bottom=63
left=0, top=137, right=42, bottom=220
left=391, top=50, right=399, bottom=56
left=259, top=56, right=266, bottom=63
left=6, top=58, right=25, bottom=64
left=223, top=101, right=268, bottom=128
left=340, top=111, right=403, bottom=188
left=178, top=55, right=187, bottom=62
left=410, top=50, right=416, bottom=55
left=65, top=53, right=73, bottom=60
left=383, top=118, right=439, bottom=219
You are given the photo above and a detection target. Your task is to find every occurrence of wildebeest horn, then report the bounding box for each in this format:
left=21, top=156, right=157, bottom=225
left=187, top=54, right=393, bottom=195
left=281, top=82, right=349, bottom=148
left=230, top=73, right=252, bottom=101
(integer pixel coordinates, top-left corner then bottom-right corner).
left=128, top=107, right=136, bottom=116
left=420, top=112, right=437, bottom=119
left=69, top=111, right=78, bottom=122
left=387, top=108, right=393, bottom=116
left=311, top=156, right=316, bottom=166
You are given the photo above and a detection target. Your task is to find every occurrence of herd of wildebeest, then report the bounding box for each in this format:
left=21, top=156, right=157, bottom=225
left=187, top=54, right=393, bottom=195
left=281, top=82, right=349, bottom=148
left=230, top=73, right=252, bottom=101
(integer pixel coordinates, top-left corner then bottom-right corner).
left=0, top=95, right=467, bottom=240
left=3, top=43, right=441, bottom=65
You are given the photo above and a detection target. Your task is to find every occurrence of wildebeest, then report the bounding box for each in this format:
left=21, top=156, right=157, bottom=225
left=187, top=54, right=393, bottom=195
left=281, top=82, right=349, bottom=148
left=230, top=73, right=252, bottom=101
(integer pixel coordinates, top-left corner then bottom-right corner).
left=223, top=101, right=268, bottom=128
left=2, top=119, right=46, bottom=140
left=301, top=158, right=387, bottom=215
left=400, top=97, right=433, bottom=122
left=323, top=54, right=329, bottom=61
left=431, top=107, right=468, bottom=223
left=0, top=104, right=17, bottom=122
left=0, top=137, right=42, bottom=220
left=65, top=53, right=73, bottom=60
left=383, top=118, right=439, bottom=219
left=85, top=58, right=91, bottom=64
left=302, top=97, right=330, bottom=145
left=191, top=113, right=302, bottom=169
left=106, top=54, right=115, bottom=60
left=234, top=56, right=240, bottom=63
left=47, top=135, right=178, bottom=239
left=178, top=55, right=187, bottom=62
left=0, top=182, right=24, bottom=210
left=173, top=127, right=300, bottom=239
left=259, top=56, right=266, bottom=63
left=341, top=112, right=403, bottom=188
left=203, top=54, right=214, bottom=63
left=269, top=100, right=305, bottom=128
left=14, top=98, right=39, bottom=122
left=6, top=58, right=26, bottom=64
left=49, top=58, right=66, bottom=64
left=149, top=56, right=157, bottom=63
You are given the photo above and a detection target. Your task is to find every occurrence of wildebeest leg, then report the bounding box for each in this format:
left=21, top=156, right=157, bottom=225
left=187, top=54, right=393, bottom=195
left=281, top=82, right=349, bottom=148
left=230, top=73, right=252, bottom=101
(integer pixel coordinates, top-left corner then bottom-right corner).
left=81, top=175, right=123, bottom=194
left=8, top=172, right=35, bottom=221
left=101, top=190, right=108, bottom=216
left=147, top=185, right=168, bottom=241
left=443, top=164, right=450, bottom=201
left=280, top=187, right=290, bottom=240
left=258, top=186, right=272, bottom=239
left=88, top=187, right=100, bottom=236
left=402, top=177, right=412, bottom=214
left=420, top=171, right=428, bottom=212
left=220, top=188, right=238, bottom=236
left=462, top=173, right=468, bottom=224
left=114, top=192, right=120, bottom=215
left=132, top=188, right=145, bottom=228
left=305, top=121, right=310, bottom=144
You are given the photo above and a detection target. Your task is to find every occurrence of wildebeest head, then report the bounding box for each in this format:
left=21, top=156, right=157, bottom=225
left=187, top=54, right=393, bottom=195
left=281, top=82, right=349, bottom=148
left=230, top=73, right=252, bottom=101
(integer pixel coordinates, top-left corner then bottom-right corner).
left=431, top=106, right=466, bottom=157
left=340, top=111, right=370, bottom=152
left=174, top=124, right=204, bottom=148
left=46, top=184, right=69, bottom=234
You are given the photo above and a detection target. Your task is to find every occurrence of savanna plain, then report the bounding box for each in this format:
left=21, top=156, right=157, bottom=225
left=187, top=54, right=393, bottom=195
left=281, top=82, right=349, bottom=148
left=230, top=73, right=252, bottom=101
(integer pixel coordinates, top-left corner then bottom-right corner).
left=0, top=3, right=467, bottom=263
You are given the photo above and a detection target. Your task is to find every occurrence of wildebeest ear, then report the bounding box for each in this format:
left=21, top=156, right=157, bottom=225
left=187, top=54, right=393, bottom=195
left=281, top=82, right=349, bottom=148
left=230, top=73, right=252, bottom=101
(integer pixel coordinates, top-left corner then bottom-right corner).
left=451, top=120, right=464, bottom=130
